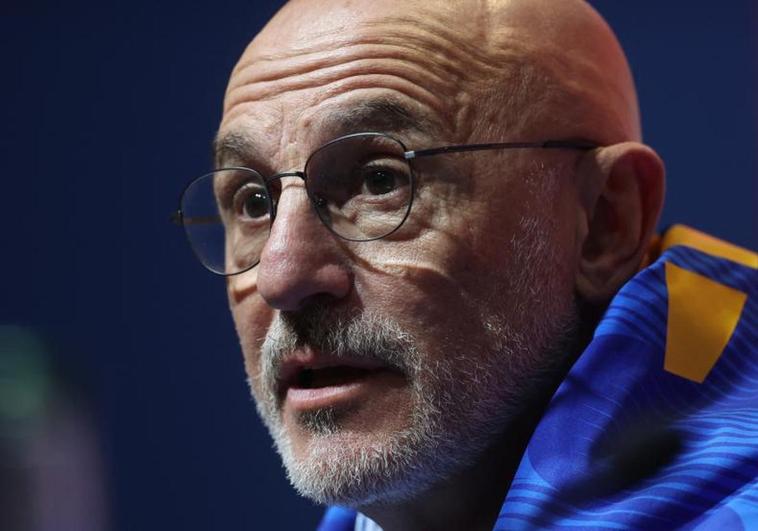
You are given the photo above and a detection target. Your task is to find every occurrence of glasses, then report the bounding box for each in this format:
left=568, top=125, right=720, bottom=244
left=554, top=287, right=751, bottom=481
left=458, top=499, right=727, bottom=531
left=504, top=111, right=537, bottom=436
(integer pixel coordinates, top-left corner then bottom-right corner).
left=174, top=132, right=597, bottom=276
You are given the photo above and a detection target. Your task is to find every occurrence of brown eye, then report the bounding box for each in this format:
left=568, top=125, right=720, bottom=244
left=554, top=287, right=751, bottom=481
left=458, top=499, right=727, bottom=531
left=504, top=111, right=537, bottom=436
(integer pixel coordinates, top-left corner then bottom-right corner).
left=232, top=183, right=270, bottom=220
left=363, top=169, right=397, bottom=195
left=243, top=190, right=269, bottom=218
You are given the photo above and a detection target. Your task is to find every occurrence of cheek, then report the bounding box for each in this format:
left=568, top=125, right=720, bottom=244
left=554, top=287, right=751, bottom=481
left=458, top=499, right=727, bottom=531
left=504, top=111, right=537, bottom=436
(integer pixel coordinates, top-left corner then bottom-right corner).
left=362, top=185, right=573, bottom=330
left=359, top=179, right=491, bottom=287
left=347, top=184, right=521, bottom=339
left=227, top=277, right=273, bottom=385
left=351, top=238, right=492, bottom=354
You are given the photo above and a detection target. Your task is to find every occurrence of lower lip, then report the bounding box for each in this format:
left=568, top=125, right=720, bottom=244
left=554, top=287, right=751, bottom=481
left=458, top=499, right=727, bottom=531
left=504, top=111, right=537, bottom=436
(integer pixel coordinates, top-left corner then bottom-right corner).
left=284, top=369, right=396, bottom=411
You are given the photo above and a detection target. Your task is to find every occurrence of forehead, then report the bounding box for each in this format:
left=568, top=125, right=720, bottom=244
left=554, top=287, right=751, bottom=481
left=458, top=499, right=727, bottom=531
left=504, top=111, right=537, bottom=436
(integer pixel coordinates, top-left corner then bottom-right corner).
left=218, top=8, right=502, bottom=155
left=214, top=97, right=438, bottom=166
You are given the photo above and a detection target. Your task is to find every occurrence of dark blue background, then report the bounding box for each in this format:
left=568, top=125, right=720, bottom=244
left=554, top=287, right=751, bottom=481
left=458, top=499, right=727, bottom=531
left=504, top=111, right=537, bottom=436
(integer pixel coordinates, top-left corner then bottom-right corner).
left=1, top=2, right=755, bottom=530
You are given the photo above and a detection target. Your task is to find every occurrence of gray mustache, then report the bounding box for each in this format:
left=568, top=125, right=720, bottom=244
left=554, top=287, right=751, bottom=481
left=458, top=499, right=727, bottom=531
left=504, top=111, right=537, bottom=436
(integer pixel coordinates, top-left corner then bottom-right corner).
left=261, top=306, right=417, bottom=388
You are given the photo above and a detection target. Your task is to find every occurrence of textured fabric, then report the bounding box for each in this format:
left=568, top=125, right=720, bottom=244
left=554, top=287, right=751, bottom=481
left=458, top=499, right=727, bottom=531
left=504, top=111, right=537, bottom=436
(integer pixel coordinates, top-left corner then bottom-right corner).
left=498, top=228, right=757, bottom=529
left=318, top=226, right=757, bottom=530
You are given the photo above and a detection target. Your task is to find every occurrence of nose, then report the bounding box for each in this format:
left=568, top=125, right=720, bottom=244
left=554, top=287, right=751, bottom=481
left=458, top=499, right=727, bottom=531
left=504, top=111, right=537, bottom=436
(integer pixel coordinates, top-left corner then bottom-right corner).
left=255, top=181, right=352, bottom=311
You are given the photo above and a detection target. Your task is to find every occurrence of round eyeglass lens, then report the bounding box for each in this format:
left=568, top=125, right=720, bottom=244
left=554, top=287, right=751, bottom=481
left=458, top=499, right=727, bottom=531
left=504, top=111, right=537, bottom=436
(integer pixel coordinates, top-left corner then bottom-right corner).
left=180, top=168, right=271, bottom=275
left=305, top=133, right=413, bottom=241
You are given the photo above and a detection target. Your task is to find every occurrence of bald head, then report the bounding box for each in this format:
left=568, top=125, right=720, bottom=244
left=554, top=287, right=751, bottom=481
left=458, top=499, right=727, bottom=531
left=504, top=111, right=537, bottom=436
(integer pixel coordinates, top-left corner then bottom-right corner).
left=225, top=0, right=640, bottom=146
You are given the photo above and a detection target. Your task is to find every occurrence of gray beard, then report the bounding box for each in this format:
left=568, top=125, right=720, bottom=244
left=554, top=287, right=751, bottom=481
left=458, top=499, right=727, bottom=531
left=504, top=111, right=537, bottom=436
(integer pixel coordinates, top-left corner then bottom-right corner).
left=255, top=308, right=459, bottom=506
left=249, top=227, right=574, bottom=507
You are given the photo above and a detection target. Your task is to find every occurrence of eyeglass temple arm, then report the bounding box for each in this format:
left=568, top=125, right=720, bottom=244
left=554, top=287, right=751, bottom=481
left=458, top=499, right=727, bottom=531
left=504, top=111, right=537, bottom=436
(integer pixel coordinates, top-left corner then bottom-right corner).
left=405, top=140, right=598, bottom=159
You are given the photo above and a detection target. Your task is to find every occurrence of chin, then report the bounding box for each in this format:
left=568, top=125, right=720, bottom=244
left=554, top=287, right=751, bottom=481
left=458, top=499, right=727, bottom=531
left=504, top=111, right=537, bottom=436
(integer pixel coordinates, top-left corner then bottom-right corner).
left=278, top=425, right=450, bottom=507
left=267, top=380, right=503, bottom=507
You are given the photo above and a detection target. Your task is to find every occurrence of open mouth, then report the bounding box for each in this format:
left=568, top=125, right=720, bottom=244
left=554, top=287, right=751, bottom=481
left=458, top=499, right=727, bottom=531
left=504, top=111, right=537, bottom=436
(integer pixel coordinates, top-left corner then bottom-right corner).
left=275, top=353, right=406, bottom=411
left=275, top=352, right=399, bottom=398
left=294, top=365, right=381, bottom=389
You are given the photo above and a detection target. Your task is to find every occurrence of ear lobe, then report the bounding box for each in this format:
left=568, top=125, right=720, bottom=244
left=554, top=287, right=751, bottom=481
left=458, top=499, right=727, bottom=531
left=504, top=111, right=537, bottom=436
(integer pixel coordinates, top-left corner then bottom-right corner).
left=575, top=142, right=665, bottom=303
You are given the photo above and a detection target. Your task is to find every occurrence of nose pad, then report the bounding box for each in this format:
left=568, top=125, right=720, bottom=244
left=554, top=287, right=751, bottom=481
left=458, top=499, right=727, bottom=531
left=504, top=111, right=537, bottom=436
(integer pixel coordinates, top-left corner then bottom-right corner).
left=255, top=182, right=351, bottom=311
left=264, top=170, right=303, bottom=219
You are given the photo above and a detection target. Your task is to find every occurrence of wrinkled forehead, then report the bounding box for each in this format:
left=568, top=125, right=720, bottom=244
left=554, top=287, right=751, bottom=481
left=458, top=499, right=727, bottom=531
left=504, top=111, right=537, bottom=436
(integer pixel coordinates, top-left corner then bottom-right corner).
left=233, top=0, right=489, bottom=77
left=221, top=1, right=505, bottom=140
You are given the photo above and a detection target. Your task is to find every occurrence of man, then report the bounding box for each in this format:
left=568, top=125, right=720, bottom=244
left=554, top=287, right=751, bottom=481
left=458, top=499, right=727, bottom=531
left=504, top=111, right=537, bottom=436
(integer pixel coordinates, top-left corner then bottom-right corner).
left=175, top=0, right=757, bottom=528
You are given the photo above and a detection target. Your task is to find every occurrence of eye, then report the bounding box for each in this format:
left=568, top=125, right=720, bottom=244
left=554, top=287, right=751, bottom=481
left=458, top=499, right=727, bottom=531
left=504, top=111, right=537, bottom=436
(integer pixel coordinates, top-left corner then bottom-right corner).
left=232, top=183, right=270, bottom=220
left=243, top=190, right=269, bottom=218
left=360, top=166, right=408, bottom=196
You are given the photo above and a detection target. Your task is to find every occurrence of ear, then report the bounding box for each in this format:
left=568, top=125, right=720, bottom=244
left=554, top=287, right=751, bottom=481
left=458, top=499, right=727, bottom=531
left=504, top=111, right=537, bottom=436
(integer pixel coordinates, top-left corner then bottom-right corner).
left=574, top=142, right=665, bottom=303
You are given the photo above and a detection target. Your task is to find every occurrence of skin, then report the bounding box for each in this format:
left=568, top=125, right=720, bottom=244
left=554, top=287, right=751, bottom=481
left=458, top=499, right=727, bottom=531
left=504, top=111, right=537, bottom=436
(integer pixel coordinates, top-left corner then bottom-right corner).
left=220, top=0, right=665, bottom=529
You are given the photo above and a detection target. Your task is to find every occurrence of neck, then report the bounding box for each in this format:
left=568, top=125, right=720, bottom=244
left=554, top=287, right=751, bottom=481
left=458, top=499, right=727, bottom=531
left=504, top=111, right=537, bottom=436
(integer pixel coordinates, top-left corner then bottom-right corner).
left=359, top=403, right=541, bottom=531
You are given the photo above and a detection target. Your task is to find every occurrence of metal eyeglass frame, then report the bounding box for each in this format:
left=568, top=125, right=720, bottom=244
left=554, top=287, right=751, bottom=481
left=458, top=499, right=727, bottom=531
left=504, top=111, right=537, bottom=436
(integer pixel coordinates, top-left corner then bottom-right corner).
left=173, top=131, right=599, bottom=275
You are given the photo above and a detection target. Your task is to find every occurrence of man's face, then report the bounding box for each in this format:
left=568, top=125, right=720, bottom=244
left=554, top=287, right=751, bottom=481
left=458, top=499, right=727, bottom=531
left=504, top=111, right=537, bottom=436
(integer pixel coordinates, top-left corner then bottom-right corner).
left=222, top=0, right=580, bottom=506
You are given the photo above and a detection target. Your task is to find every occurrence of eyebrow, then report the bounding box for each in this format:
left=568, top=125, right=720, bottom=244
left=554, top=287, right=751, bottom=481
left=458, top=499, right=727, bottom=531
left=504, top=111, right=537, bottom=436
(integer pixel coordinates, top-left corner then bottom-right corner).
left=212, top=131, right=257, bottom=168
left=322, top=98, right=437, bottom=137
left=212, top=98, right=438, bottom=167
